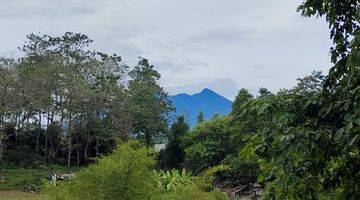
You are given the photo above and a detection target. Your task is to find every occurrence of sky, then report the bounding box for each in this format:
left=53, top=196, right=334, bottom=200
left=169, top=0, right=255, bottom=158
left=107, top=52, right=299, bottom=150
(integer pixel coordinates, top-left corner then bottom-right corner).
left=0, top=0, right=332, bottom=100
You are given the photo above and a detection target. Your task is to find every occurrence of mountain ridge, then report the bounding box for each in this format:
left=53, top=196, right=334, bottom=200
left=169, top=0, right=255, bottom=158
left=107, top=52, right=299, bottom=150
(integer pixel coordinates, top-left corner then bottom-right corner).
left=170, top=88, right=233, bottom=127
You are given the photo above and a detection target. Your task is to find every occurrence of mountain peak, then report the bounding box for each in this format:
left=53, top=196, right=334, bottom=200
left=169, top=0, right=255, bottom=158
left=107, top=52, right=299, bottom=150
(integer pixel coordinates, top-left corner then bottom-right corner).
left=200, top=88, right=215, bottom=94
left=170, top=88, right=233, bottom=127
left=201, top=88, right=212, bottom=92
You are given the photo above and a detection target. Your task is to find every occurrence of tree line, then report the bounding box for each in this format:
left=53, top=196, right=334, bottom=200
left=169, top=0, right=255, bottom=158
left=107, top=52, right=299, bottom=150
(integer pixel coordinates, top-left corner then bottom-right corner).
left=0, top=33, right=172, bottom=177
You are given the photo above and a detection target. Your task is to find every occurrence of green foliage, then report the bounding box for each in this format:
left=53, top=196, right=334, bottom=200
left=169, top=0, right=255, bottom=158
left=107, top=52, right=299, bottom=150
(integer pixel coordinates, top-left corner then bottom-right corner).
left=220, top=155, right=258, bottom=186
left=183, top=116, right=237, bottom=174
left=49, top=141, right=156, bottom=200
left=0, top=166, right=69, bottom=191
left=158, top=115, right=189, bottom=169
left=151, top=184, right=228, bottom=200
left=230, top=1, right=360, bottom=199
left=297, top=0, right=359, bottom=89
left=202, top=165, right=230, bottom=184
left=236, top=74, right=360, bottom=198
left=128, top=57, right=173, bottom=146
left=231, top=88, right=253, bottom=117
left=49, top=141, right=228, bottom=200
left=258, top=87, right=274, bottom=99
left=292, top=71, right=325, bottom=94
left=0, top=190, right=46, bottom=200
left=152, top=168, right=229, bottom=200
left=0, top=33, right=173, bottom=171
left=154, top=169, right=194, bottom=191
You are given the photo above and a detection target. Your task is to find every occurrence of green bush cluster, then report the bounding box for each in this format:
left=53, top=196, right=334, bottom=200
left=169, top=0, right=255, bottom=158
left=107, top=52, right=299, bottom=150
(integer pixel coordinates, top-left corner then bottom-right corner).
left=48, top=141, right=228, bottom=200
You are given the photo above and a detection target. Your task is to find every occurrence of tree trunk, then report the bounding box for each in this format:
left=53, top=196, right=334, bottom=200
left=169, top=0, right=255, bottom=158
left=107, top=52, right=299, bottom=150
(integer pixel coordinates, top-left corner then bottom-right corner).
left=95, top=138, right=99, bottom=157
left=14, top=114, right=20, bottom=148
left=84, top=136, right=89, bottom=162
left=44, top=111, right=50, bottom=165
left=145, top=133, right=151, bottom=147
left=67, top=135, right=72, bottom=172
left=0, top=117, right=5, bottom=183
left=35, top=111, right=41, bottom=153
left=50, top=139, right=53, bottom=165
left=77, top=144, right=80, bottom=167
left=67, top=112, right=72, bottom=173
left=0, top=141, right=4, bottom=182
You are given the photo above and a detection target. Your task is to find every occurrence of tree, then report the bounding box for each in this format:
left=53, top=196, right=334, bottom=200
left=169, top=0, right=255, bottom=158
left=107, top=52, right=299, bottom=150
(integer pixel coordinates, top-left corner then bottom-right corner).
left=159, top=115, right=189, bottom=169
left=0, top=33, right=130, bottom=169
left=231, top=88, right=253, bottom=117
left=234, top=1, right=360, bottom=196
left=258, top=87, right=273, bottom=99
left=0, top=58, right=18, bottom=182
left=183, top=116, right=236, bottom=174
left=128, top=57, right=173, bottom=146
left=298, top=0, right=359, bottom=89
left=196, top=111, right=205, bottom=124
left=292, top=71, right=325, bottom=94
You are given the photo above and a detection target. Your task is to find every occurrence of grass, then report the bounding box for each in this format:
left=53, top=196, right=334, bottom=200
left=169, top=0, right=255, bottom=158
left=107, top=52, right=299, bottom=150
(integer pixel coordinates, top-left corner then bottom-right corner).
left=0, top=166, right=78, bottom=199
left=0, top=166, right=76, bottom=191
left=0, top=190, right=46, bottom=200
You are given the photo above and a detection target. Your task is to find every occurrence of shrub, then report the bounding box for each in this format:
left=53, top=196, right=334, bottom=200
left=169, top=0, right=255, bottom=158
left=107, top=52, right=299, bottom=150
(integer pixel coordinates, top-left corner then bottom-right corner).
left=49, top=141, right=229, bottom=200
left=49, top=141, right=156, bottom=200
left=152, top=169, right=228, bottom=200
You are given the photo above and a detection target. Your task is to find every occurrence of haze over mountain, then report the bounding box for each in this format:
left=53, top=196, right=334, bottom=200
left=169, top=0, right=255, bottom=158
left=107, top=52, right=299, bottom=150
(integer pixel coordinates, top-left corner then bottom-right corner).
left=170, top=88, right=233, bottom=127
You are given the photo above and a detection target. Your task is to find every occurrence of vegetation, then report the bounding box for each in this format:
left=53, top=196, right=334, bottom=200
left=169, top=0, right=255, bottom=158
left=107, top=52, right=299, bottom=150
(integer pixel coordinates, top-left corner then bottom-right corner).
left=0, top=33, right=171, bottom=171
left=159, top=1, right=360, bottom=199
left=0, top=190, right=46, bottom=200
left=158, top=115, right=189, bottom=170
left=49, top=141, right=156, bottom=200
left=48, top=141, right=228, bottom=200
left=0, top=0, right=359, bottom=199
left=0, top=166, right=70, bottom=191
left=183, top=116, right=237, bottom=174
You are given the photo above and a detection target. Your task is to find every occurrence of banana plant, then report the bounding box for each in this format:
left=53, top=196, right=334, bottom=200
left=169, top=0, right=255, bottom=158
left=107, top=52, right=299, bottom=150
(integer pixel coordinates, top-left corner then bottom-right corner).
left=154, top=169, right=194, bottom=191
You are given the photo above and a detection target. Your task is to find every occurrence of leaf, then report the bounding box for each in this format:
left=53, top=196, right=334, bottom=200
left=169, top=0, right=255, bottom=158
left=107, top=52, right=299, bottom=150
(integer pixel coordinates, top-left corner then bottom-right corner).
left=354, top=118, right=360, bottom=126
left=334, top=128, right=344, bottom=142
left=344, top=100, right=351, bottom=112
left=349, top=135, right=359, bottom=146
left=258, top=105, right=268, bottom=115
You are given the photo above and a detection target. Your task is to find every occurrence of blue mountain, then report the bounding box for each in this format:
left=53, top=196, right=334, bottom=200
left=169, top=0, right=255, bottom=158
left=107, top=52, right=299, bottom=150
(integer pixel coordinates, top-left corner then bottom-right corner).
left=170, top=88, right=233, bottom=127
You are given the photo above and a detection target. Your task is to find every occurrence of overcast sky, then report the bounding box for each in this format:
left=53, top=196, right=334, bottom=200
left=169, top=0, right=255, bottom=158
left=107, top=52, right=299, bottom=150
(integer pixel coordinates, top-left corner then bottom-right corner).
left=0, top=0, right=332, bottom=100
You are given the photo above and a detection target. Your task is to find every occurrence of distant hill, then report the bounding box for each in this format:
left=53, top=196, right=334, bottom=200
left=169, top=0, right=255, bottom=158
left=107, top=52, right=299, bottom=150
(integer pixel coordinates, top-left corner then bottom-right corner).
left=170, top=88, right=233, bottom=127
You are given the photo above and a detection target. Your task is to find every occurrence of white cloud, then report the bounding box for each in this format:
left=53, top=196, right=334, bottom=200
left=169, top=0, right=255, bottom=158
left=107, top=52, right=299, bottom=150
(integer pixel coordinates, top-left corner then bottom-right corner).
left=0, top=0, right=332, bottom=98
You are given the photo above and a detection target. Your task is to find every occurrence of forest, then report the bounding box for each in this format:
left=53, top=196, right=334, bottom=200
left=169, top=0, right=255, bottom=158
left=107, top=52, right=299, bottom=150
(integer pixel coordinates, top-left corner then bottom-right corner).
left=0, top=0, right=359, bottom=199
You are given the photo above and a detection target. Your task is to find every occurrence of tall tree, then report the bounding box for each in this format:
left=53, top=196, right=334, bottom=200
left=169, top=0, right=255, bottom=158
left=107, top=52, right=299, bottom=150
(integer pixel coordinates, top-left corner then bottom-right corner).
left=159, top=115, right=189, bottom=169
left=231, top=88, right=253, bottom=117
left=0, top=58, right=18, bottom=182
left=128, top=57, right=173, bottom=146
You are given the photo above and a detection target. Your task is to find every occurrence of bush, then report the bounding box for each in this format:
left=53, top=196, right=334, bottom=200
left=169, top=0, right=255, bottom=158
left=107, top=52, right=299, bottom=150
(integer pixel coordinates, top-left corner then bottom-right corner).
left=49, top=141, right=156, bottom=200
left=152, top=169, right=228, bottom=200
left=49, top=141, right=229, bottom=200
left=151, top=184, right=228, bottom=200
